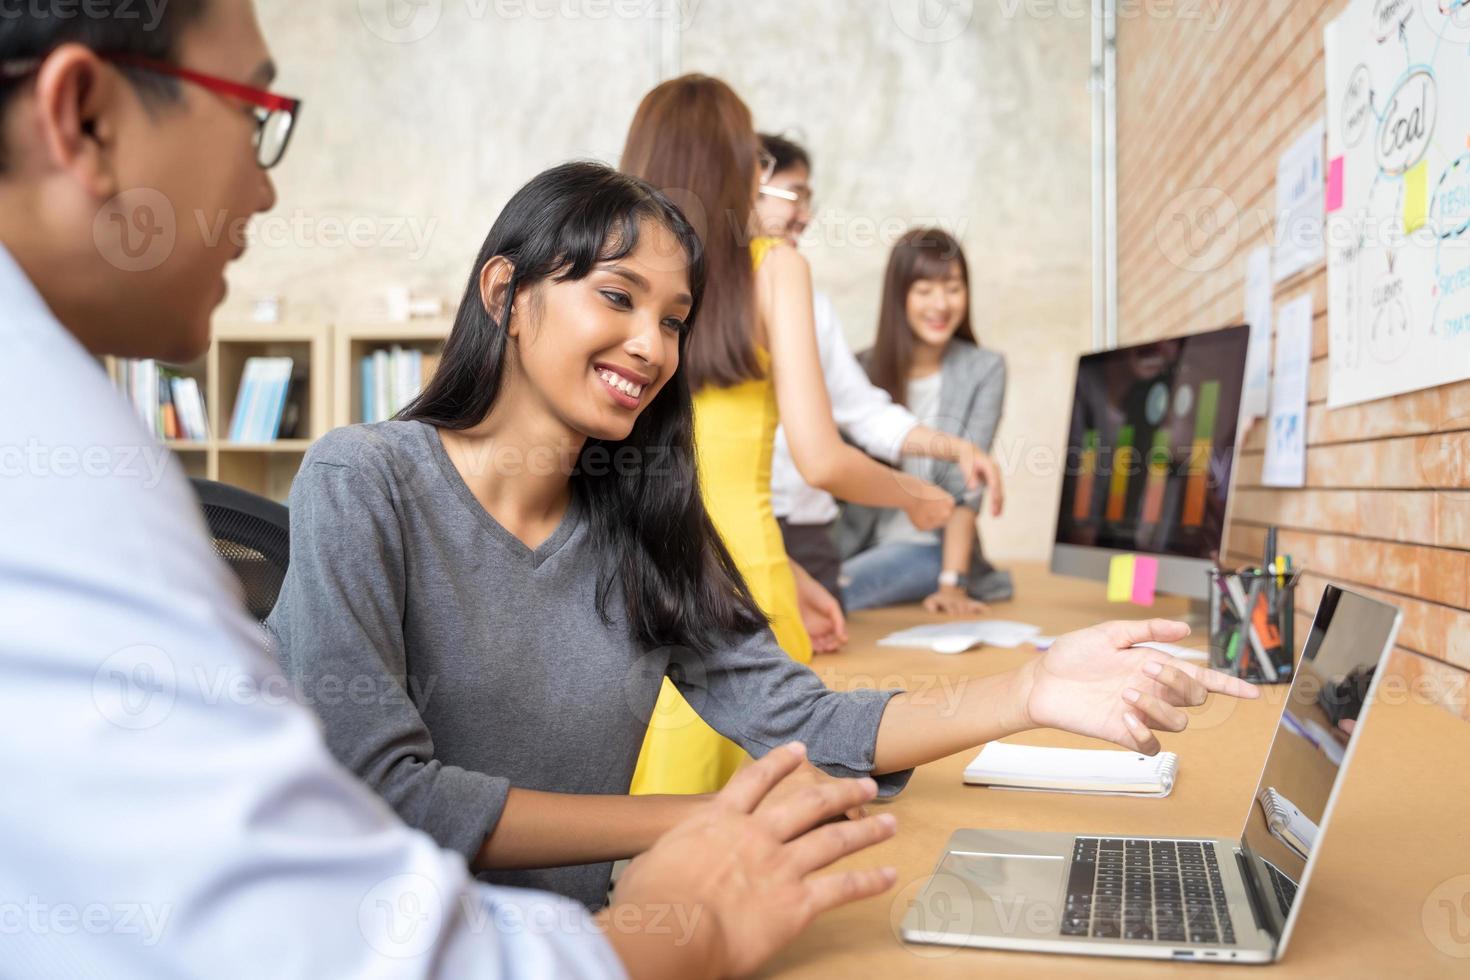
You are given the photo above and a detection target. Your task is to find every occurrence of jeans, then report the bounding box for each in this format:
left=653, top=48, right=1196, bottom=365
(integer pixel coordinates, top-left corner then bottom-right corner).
left=840, top=542, right=944, bottom=611
left=840, top=542, right=1016, bottom=612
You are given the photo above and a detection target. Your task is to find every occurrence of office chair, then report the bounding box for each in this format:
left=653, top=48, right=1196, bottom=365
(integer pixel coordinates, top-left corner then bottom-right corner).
left=188, top=478, right=290, bottom=623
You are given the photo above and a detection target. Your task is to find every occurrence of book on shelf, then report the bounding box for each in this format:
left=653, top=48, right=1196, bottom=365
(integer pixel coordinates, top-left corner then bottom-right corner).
left=360, top=346, right=439, bottom=423
left=228, top=356, right=294, bottom=443
left=112, top=359, right=210, bottom=442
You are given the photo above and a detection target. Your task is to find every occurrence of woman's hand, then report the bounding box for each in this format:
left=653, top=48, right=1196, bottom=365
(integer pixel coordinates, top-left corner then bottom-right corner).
left=922, top=585, right=988, bottom=616
left=603, top=744, right=897, bottom=980
left=791, top=561, right=847, bottom=653
left=1017, top=619, right=1261, bottom=755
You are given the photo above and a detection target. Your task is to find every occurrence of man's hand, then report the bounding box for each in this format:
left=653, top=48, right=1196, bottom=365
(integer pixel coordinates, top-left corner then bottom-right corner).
left=956, top=442, right=1004, bottom=517
left=763, top=758, right=869, bottom=821
left=1017, top=619, right=1261, bottom=755
left=899, top=476, right=955, bottom=531
left=602, top=744, right=898, bottom=980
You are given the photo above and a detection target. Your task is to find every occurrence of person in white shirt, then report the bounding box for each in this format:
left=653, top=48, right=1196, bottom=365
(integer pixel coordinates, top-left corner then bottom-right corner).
left=757, top=135, right=1006, bottom=647
left=0, top=5, right=903, bottom=978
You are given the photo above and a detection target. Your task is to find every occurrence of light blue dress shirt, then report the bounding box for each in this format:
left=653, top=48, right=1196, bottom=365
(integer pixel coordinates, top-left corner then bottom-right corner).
left=0, top=244, right=626, bottom=979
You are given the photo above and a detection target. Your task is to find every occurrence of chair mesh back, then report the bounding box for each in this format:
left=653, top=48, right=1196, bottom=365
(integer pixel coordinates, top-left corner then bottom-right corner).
left=189, top=480, right=290, bottom=624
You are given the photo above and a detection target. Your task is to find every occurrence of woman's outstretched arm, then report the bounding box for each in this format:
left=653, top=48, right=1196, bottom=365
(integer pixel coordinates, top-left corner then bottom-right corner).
left=871, top=619, right=1261, bottom=773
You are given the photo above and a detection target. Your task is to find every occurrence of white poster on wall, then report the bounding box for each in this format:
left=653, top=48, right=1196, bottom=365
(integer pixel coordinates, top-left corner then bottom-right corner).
left=1273, top=120, right=1327, bottom=283
left=1324, top=1, right=1470, bottom=408
left=1243, top=246, right=1273, bottom=418
left=1263, top=295, right=1313, bottom=489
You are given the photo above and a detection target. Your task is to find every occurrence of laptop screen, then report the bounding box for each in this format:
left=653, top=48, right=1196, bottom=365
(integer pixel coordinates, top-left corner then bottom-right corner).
left=1238, top=585, right=1402, bottom=940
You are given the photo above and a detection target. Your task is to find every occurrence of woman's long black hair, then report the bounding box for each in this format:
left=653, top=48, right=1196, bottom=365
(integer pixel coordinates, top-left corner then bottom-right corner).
left=400, top=161, right=768, bottom=654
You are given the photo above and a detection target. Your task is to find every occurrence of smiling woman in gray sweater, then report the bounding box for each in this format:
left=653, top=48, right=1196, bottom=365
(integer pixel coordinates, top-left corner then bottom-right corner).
left=267, top=161, right=1258, bottom=911
left=838, top=228, right=1010, bottom=615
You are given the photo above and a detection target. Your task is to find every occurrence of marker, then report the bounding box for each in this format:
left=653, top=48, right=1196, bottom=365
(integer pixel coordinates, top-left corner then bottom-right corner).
left=1243, top=578, right=1278, bottom=680
left=1264, top=527, right=1278, bottom=610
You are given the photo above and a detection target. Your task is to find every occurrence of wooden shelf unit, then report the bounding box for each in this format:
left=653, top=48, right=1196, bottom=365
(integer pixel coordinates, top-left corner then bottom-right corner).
left=105, top=321, right=332, bottom=501
left=106, top=319, right=457, bottom=502
left=332, top=320, right=452, bottom=430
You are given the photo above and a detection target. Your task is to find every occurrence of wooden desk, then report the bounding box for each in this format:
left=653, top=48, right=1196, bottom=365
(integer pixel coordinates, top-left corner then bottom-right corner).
left=759, top=564, right=1470, bottom=977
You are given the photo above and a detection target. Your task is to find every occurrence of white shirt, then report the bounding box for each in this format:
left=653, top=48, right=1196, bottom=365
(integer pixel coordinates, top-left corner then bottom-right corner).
left=874, top=372, right=945, bottom=547
left=0, top=245, right=625, bottom=980
left=771, top=291, right=919, bottom=525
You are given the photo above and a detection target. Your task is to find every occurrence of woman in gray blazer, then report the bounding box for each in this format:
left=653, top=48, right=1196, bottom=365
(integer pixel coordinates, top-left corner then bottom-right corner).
left=837, top=229, right=1011, bottom=612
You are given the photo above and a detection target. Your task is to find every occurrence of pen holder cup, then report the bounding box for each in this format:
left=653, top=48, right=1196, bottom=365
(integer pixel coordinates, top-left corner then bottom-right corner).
left=1207, top=567, right=1302, bottom=685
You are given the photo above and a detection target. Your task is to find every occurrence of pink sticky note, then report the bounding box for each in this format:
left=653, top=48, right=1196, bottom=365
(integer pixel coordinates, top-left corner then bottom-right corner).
left=1326, top=156, right=1345, bottom=213
left=1131, top=556, right=1159, bottom=606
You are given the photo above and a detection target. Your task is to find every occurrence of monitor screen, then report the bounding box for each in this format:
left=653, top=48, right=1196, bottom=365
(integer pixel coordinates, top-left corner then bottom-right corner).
left=1239, top=586, right=1401, bottom=935
left=1054, top=325, right=1249, bottom=562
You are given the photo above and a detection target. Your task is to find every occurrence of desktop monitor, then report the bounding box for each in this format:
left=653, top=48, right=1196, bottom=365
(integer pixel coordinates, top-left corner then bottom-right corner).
left=1051, top=324, right=1250, bottom=602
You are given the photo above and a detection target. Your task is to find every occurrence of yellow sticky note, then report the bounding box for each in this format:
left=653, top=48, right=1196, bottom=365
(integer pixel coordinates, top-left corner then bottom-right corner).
left=1107, top=554, right=1136, bottom=603
left=1404, top=159, right=1429, bottom=234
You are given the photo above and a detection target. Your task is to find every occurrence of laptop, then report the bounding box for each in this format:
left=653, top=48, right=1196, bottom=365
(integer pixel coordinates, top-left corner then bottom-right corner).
left=900, top=585, right=1402, bottom=963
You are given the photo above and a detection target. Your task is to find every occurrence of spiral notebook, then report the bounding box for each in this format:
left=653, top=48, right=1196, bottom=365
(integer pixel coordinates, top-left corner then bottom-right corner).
left=1256, top=786, right=1318, bottom=859
left=962, top=743, right=1179, bottom=798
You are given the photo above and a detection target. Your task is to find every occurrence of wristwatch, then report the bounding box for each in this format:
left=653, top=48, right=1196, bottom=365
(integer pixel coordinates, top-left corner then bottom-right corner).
left=938, top=570, right=968, bottom=590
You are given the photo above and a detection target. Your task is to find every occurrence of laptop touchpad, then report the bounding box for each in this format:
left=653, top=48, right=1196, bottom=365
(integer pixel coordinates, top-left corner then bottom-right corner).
left=934, top=852, right=1066, bottom=939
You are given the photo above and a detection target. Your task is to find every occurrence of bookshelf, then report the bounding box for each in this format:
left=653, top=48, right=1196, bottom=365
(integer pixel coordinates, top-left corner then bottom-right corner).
left=107, top=320, right=455, bottom=502
left=106, top=321, right=332, bottom=501
left=332, top=321, right=451, bottom=429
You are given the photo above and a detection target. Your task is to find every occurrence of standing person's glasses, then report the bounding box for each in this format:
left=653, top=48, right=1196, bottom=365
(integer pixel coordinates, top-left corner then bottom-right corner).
left=754, top=147, right=815, bottom=210
left=0, top=53, right=302, bottom=170
left=758, top=148, right=778, bottom=184
left=759, top=183, right=815, bottom=209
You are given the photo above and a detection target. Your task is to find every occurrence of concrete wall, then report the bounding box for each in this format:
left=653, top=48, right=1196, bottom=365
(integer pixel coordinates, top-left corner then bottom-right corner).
left=231, top=0, right=1093, bottom=561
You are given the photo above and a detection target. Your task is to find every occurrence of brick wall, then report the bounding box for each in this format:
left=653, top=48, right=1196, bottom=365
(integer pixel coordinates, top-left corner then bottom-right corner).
left=1115, top=0, right=1469, bottom=714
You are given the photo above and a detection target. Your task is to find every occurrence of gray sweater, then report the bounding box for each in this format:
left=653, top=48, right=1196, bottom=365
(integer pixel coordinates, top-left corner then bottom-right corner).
left=266, top=421, right=909, bottom=909
left=837, top=341, right=1007, bottom=575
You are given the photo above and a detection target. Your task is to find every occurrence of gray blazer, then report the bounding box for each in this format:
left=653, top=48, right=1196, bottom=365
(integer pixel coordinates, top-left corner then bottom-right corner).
left=836, top=340, right=1007, bottom=577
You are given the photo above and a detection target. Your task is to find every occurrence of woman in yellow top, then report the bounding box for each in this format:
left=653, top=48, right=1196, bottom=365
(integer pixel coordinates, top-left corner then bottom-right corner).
left=621, top=76, right=972, bottom=794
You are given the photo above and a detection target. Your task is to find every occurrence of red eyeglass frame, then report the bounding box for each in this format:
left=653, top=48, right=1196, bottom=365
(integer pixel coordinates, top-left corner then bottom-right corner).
left=1, top=51, right=302, bottom=168
left=103, top=53, right=299, bottom=116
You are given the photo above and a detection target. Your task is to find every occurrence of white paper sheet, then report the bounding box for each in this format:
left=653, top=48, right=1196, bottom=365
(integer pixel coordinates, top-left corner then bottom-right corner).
left=1242, top=246, right=1273, bottom=418
left=878, top=620, right=1042, bottom=653
left=1263, top=294, right=1313, bottom=487
left=1324, top=2, right=1470, bottom=408
left=1273, top=119, right=1326, bottom=283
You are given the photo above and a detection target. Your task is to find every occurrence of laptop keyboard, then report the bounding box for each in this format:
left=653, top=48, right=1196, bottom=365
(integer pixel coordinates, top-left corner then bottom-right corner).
left=1063, top=837, right=1236, bottom=945
left=1266, top=861, right=1298, bottom=918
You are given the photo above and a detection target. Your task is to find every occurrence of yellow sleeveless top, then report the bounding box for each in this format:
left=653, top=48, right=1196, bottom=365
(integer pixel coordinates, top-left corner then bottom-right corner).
left=631, top=237, right=812, bottom=795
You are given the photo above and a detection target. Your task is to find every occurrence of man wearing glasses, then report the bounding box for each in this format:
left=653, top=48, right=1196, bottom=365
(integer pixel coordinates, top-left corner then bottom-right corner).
left=0, top=3, right=895, bottom=978
left=757, top=133, right=1009, bottom=637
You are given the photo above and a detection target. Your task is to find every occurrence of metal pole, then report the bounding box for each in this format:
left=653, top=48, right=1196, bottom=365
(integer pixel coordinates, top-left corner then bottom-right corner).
left=1091, top=0, right=1107, bottom=352
left=1103, top=0, right=1118, bottom=350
